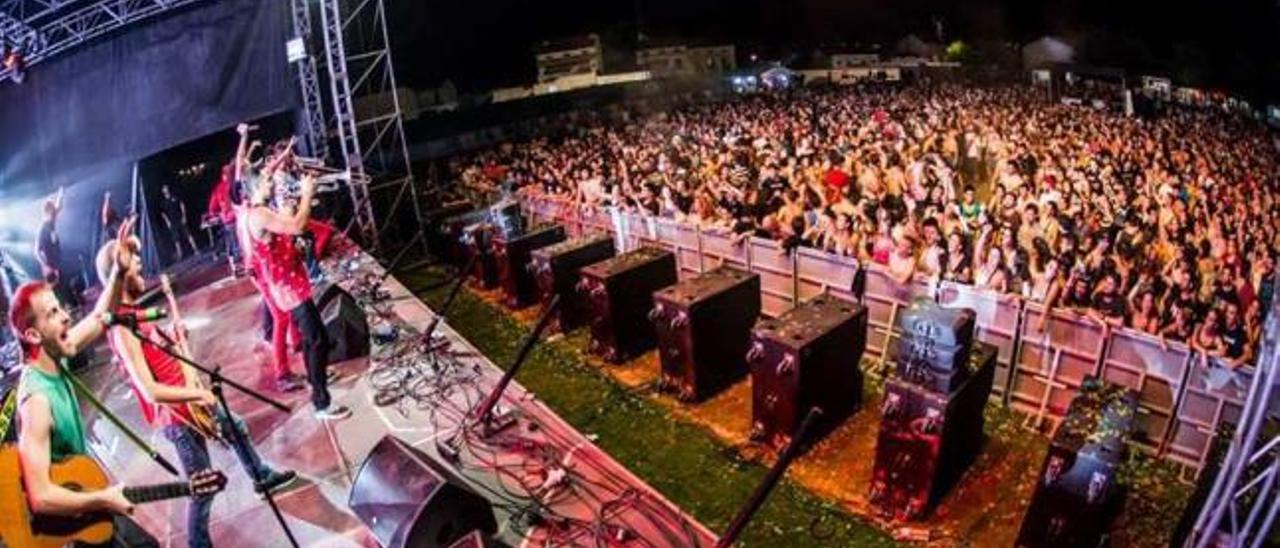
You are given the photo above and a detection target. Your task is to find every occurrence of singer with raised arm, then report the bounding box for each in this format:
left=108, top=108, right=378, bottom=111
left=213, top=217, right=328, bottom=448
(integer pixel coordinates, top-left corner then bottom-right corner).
left=232, top=124, right=306, bottom=393
left=243, top=133, right=351, bottom=421
left=6, top=217, right=161, bottom=547
left=35, top=187, right=64, bottom=288
left=95, top=235, right=297, bottom=548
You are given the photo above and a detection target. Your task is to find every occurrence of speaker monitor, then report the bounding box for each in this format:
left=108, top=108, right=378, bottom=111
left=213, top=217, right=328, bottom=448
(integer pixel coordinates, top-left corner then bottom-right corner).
left=446, top=530, right=506, bottom=548
left=350, top=436, right=498, bottom=548
left=493, top=224, right=566, bottom=309
left=870, top=344, right=996, bottom=520
left=423, top=202, right=475, bottom=262
left=529, top=235, right=616, bottom=333
left=1015, top=381, right=1136, bottom=548
left=579, top=247, right=678, bottom=363
left=651, top=267, right=760, bottom=401
left=316, top=283, right=370, bottom=366
left=747, top=296, right=867, bottom=450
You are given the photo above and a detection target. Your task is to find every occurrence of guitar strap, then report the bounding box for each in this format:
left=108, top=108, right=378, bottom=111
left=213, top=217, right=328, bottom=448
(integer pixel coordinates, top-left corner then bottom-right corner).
left=0, top=387, right=15, bottom=441
left=56, top=361, right=180, bottom=477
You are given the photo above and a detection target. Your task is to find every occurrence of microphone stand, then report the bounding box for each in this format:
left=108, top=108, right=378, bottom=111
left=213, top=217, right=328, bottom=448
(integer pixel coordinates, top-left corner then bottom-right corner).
left=715, top=407, right=824, bottom=548
left=414, top=254, right=478, bottom=358
left=438, top=296, right=560, bottom=462
left=56, top=361, right=181, bottom=477
left=121, top=323, right=299, bottom=548
left=473, top=295, right=560, bottom=433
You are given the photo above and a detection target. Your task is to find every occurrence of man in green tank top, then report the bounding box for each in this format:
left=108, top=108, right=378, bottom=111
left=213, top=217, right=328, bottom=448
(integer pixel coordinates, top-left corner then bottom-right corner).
left=9, top=217, right=158, bottom=546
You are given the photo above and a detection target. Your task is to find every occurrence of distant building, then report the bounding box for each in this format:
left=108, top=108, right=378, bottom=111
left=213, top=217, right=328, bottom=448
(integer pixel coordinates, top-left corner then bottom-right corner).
left=830, top=53, right=879, bottom=68
left=636, top=41, right=735, bottom=77
left=534, top=34, right=603, bottom=83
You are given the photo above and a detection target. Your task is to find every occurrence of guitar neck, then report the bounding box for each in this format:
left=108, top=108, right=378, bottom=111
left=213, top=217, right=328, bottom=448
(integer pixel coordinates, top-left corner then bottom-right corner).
left=122, top=482, right=191, bottom=504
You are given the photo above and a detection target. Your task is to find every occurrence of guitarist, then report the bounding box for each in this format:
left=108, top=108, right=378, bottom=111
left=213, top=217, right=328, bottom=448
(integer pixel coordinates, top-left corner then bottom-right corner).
left=8, top=217, right=160, bottom=546
left=96, top=236, right=297, bottom=548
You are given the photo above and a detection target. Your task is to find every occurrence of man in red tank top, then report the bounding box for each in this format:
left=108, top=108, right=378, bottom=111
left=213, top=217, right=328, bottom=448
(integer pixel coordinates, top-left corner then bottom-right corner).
left=239, top=126, right=350, bottom=421
left=97, top=238, right=296, bottom=548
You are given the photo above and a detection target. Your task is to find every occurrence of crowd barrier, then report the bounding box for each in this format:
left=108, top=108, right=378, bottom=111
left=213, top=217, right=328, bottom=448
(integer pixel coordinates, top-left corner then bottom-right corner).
left=519, top=195, right=1257, bottom=474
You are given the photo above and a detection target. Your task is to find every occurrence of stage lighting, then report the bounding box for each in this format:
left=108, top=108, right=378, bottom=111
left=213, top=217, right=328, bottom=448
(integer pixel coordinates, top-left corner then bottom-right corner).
left=3, top=41, right=26, bottom=84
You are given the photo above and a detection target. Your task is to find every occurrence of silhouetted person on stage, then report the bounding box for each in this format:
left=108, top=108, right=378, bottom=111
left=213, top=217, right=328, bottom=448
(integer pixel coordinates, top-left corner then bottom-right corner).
left=160, top=184, right=199, bottom=261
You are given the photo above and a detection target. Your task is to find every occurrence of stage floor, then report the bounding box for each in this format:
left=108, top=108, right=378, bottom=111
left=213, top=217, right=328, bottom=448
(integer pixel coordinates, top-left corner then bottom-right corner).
left=72, top=249, right=715, bottom=547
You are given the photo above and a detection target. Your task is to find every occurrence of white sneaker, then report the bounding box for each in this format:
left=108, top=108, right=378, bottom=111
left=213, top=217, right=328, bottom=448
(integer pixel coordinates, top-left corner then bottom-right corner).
left=314, top=405, right=352, bottom=421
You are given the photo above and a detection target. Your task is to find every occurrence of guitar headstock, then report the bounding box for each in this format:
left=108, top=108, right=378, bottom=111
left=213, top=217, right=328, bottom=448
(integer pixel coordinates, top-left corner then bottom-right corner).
left=189, top=469, right=227, bottom=496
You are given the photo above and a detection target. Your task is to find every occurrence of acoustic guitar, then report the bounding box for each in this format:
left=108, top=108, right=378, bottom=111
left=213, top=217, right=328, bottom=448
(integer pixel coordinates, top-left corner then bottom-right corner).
left=0, top=444, right=226, bottom=548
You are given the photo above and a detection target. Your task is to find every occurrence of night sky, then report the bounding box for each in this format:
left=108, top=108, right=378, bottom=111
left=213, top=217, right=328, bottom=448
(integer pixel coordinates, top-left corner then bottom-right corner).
left=386, top=0, right=1280, bottom=100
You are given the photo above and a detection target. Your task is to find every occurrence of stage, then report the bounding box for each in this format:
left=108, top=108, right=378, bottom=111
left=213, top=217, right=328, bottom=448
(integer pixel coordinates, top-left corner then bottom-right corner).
left=70, top=242, right=716, bottom=547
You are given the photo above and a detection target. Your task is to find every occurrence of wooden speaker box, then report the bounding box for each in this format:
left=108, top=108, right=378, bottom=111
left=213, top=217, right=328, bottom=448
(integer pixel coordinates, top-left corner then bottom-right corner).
left=578, top=247, right=677, bottom=363
left=1016, top=380, right=1136, bottom=548
left=529, top=235, right=616, bottom=332
left=869, top=343, right=996, bottom=521
left=493, top=224, right=566, bottom=309
left=650, top=267, right=761, bottom=401
left=747, top=296, right=867, bottom=450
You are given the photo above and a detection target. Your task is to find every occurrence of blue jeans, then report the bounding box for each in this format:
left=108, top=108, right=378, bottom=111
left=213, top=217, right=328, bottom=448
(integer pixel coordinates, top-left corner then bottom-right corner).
left=163, top=407, right=274, bottom=548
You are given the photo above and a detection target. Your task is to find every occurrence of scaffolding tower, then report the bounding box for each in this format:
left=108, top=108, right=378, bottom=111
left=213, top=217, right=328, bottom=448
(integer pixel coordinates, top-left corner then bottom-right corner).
left=1188, top=272, right=1280, bottom=547
left=304, top=0, right=422, bottom=253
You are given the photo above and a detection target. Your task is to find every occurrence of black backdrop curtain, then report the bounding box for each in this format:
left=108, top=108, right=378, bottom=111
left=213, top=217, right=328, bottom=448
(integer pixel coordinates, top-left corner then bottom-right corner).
left=0, top=0, right=297, bottom=288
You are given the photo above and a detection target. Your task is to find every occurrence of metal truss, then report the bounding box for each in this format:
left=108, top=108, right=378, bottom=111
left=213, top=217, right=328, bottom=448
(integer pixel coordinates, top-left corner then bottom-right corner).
left=316, top=0, right=421, bottom=253
left=0, top=10, right=42, bottom=53
left=0, top=0, right=79, bottom=23
left=0, top=0, right=207, bottom=82
left=1189, top=278, right=1280, bottom=547
left=288, top=0, right=328, bottom=163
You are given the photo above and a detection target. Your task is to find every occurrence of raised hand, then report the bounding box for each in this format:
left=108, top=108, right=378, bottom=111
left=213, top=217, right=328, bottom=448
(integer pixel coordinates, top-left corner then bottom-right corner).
left=113, top=216, right=138, bottom=271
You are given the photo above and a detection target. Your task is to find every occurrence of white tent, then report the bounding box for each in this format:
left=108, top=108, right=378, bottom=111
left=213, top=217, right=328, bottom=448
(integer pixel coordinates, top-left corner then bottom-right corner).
left=1022, top=36, right=1075, bottom=68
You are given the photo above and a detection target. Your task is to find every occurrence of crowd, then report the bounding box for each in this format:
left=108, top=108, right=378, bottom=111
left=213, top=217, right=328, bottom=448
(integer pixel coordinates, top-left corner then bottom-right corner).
left=454, top=82, right=1280, bottom=368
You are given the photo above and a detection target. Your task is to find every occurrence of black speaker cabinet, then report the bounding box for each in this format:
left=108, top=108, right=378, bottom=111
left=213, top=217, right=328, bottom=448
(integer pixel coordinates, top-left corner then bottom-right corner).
left=463, top=224, right=501, bottom=289
left=423, top=202, right=474, bottom=263
left=493, top=224, right=566, bottom=309
left=579, top=247, right=678, bottom=363
left=350, top=436, right=498, bottom=548
left=1015, top=380, right=1137, bottom=548
left=747, top=296, right=867, bottom=450
left=869, top=343, right=996, bottom=521
left=651, top=267, right=760, bottom=401
left=438, top=209, right=490, bottom=269
left=316, top=283, right=370, bottom=366
left=530, top=235, right=616, bottom=333
left=446, top=530, right=506, bottom=548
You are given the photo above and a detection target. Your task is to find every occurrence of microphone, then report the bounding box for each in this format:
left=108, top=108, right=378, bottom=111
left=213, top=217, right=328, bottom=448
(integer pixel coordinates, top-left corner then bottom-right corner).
left=102, top=306, right=168, bottom=327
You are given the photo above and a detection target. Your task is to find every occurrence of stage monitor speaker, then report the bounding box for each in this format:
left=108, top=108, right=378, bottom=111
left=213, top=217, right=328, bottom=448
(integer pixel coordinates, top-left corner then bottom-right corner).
left=316, top=283, right=370, bottom=365
left=446, top=530, right=507, bottom=548
left=350, top=436, right=498, bottom=548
